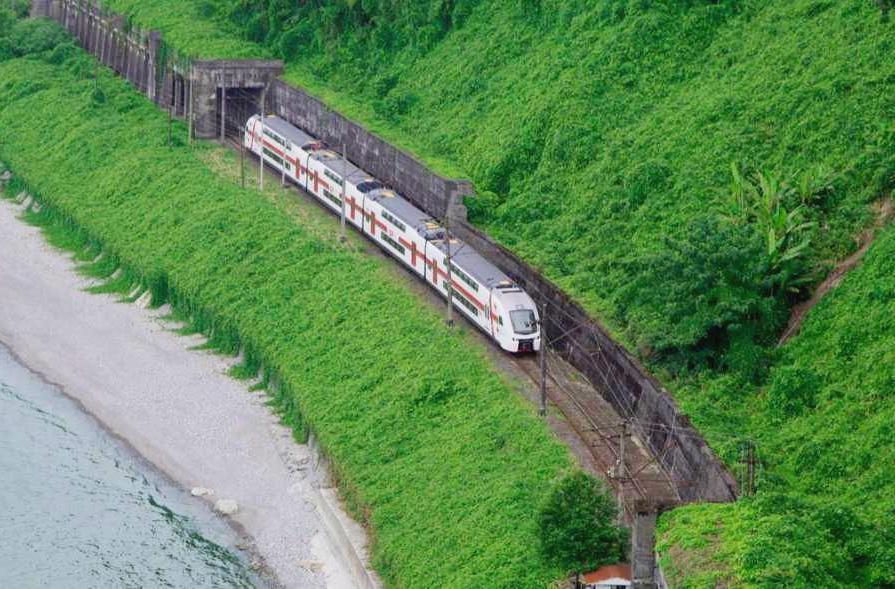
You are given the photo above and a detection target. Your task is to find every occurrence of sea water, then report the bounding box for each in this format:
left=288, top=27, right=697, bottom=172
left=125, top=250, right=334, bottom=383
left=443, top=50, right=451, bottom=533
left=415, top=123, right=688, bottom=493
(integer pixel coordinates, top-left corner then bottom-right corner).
left=0, top=345, right=262, bottom=589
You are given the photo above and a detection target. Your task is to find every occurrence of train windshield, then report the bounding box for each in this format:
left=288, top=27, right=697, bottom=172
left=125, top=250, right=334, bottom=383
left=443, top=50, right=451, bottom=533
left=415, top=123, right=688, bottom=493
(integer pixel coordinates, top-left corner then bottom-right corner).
left=356, top=180, right=383, bottom=194
left=510, top=310, right=537, bottom=335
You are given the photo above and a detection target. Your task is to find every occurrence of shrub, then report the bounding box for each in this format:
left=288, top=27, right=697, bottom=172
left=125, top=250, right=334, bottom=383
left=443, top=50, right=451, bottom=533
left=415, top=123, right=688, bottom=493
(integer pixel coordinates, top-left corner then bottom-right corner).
left=5, top=18, right=70, bottom=57
left=720, top=165, right=818, bottom=296
left=537, top=471, right=626, bottom=573
left=617, top=215, right=780, bottom=369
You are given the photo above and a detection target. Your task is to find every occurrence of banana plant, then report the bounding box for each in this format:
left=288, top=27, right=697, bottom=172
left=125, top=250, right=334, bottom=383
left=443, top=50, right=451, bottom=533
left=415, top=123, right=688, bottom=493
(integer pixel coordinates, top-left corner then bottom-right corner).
left=721, top=165, right=817, bottom=294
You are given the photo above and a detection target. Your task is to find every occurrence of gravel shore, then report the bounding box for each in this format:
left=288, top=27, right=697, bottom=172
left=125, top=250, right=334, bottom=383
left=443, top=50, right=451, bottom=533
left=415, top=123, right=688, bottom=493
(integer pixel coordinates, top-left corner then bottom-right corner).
left=0, top=195, right=380, bottom=589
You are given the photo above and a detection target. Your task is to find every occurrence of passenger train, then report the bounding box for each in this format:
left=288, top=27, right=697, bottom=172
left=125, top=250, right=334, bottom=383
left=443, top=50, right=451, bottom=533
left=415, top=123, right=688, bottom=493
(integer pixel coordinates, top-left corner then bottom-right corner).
left=244, top=114, right=541, bottom=353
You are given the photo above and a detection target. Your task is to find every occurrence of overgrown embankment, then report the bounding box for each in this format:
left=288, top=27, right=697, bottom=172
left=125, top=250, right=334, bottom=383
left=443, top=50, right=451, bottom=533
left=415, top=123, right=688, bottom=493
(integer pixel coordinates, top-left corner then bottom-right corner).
left=657, top=218, right=895, bottom=587
left=104, top=0, right=895, bottom=364
left=0, top=41, right=601, bottom=589
left=14, top=1, right=895, bottom=585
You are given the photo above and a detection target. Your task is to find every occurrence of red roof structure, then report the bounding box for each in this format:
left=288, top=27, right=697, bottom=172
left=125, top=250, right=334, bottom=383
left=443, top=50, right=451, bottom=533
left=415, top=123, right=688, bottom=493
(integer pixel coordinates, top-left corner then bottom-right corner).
left=582, top=564, right=631, bottom=585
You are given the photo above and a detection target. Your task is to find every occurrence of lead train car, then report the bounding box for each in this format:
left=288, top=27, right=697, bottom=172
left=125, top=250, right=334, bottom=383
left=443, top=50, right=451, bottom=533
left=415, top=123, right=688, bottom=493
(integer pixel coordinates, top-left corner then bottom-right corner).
left=244, top=114, right=541, bottom=353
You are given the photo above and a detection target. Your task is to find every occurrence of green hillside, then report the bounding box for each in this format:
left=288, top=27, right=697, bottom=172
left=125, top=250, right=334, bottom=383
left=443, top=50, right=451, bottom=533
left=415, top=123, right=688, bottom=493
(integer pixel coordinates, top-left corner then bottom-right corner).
left=104, top=0, right=895, bottom=365
left=14, top=1, right=895, bottom=586
left=0, top=22, right=632, bottom=586
left=657, top=218, right=895, bottom=587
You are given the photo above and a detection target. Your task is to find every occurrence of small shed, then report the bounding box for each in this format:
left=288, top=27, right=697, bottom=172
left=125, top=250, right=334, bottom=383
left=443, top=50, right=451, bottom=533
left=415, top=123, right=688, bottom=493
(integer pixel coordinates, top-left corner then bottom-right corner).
left=582, top=564, right=631, bottom=589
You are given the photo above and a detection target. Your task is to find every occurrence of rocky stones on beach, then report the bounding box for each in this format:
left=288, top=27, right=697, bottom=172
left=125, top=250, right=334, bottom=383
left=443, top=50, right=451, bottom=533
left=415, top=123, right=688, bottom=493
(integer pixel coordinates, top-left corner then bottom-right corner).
left=299, top=560, right=325, bottom=573
left=191, top=487, right=215, bottom=497
left=215, top=498, right=239, bottom=516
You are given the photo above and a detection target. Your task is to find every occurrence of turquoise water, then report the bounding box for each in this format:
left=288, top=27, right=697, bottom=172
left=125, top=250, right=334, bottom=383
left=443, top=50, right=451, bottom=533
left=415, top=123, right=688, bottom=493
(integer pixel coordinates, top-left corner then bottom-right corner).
left=0, top=345, right=262, bottom=589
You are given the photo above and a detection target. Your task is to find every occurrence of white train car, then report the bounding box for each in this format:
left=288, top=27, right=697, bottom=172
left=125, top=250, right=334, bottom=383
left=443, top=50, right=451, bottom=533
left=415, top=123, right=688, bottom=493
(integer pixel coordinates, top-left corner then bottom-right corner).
left=244, top=114, right=541, bottom=353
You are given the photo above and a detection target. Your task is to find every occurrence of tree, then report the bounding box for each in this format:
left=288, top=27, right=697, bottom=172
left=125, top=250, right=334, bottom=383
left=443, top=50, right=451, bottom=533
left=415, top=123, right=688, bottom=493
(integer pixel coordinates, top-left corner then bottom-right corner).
left=538, top=471, right=627, bottom=573
left=619, top=214, right=777, bottom=365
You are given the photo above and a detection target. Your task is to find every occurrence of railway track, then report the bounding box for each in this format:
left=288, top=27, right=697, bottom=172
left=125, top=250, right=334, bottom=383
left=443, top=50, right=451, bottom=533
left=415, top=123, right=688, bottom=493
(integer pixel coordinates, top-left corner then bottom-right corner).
left=512, top=351, right=680, bottom=519
left=223, top=131, right=681, bottom=518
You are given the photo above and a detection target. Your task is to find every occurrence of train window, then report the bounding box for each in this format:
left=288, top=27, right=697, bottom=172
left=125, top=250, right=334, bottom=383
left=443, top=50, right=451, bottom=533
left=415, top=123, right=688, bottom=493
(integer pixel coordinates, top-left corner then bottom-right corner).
left=381, top=234, right=405, bottom=255
left=449, top=263, right=479, bottom=292
left=449, top=289, right=479, bottom=317
left=322, top=190, right=342, bottom=205
left=262, top=147, right=284, bottom=166
left=381, top=211, right=406, bottom=232
left=510, top=310, right=537, bottom=335
left=324, top=169, right=344, bottom=187
left=357, top=181, right=382, bottom=194
left=263, top=129, right=285, bottom=146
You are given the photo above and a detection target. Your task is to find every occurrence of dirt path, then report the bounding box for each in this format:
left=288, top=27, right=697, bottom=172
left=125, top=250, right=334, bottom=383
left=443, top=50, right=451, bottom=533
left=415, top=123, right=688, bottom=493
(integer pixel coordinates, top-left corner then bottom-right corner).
left=779, top=196, right=893, bottom=345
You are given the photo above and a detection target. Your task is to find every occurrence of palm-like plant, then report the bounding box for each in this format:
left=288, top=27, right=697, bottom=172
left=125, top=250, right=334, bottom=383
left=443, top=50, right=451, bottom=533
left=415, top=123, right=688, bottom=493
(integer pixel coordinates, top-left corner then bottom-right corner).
left=720, top=165, right=817, bottom=294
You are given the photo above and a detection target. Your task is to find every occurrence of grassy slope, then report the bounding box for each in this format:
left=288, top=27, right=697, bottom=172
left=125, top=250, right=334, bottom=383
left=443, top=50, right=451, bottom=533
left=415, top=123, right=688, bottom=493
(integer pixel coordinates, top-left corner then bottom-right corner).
left=35, top=1, right=895, bottom=585
left=0, top=54, right=575, bottom=588
left=102, top=0, right=264, bottom=60
left=658, top=222, right=895, bottom=588
left=104, top=0, right=895, bottom=337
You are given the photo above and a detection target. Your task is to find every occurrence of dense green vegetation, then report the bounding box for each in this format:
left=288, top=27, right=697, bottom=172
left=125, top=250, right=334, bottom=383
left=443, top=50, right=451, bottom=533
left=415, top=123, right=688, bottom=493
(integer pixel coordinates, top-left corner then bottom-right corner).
left=106, top=0, right=895, bottom=369
left=658, top=219, right=895, bottom=588
left=0, top=26, right=630, bottom=587
left=9, top=2, right=895, bottom=586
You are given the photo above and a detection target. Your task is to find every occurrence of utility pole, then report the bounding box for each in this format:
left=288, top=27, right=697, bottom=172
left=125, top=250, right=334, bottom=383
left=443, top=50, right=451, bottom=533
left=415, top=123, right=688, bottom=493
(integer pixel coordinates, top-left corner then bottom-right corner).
left=259, top=86, right=266, bottom=192
left=187, top=62, right=194, bottom=145
left=444, top=215, right=454, bottom=327
left=280, top=97, right=287, bottom=187
left=339, top=143, right=347, bottom=242
left=240, top=123, right=246, bottom=188
left=281, top=144, right=287, bottom=187
left=538, top=304, right=547, bottom=416
left=617, top=420, right=628, bottom=524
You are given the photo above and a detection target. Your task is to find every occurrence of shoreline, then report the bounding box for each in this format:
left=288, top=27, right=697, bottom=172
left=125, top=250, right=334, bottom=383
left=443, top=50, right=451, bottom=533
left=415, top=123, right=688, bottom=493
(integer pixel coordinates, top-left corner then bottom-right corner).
left=0, top=336, right=270, bottom=585
left=0, top=194, right=380, bottom=589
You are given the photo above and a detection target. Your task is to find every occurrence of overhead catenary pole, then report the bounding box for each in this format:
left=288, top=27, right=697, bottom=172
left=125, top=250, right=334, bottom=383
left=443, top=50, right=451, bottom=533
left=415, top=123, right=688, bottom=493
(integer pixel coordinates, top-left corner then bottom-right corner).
left=281, top=141, right=287, bottom=186
left=747, top=441, right=756, bottom=496
left=220, top=87, right=226, bottom=143
left=538, top=303, right=547, bottom=416
left=187, top=62, right=194, bottom=144
left=240, top=122, right=246, bottom=188
left=339, top=143, right=347, bottom=242
left=617, top=420, right=628, bottom=524
left=259, top=86, right=266, bottom=191
left=280, top=92, right=286, bottom=186
left=444, top=214, right=454, bottom=327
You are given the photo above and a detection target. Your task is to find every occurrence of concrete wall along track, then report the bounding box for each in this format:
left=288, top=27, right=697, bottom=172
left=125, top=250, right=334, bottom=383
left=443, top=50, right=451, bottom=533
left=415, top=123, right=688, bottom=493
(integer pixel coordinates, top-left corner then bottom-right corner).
left=32, top=0, right=737, bottom=508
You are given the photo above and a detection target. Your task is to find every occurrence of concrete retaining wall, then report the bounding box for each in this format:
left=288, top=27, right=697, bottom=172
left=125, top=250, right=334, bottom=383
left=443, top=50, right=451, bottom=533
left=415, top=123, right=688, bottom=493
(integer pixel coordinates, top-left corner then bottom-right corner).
left=268, top=80, right=473, bottom=222
left=34, top=0, right=172, bottom=105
